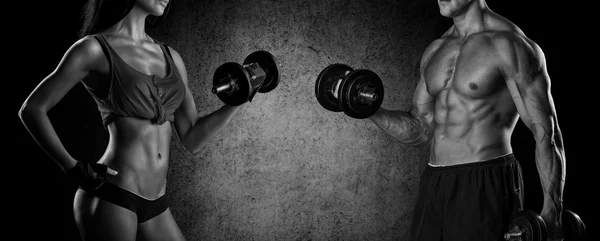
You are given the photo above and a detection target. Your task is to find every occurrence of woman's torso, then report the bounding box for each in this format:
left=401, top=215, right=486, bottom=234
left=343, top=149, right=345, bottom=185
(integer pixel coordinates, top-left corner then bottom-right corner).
left=81, top=33, right=185, bottom=199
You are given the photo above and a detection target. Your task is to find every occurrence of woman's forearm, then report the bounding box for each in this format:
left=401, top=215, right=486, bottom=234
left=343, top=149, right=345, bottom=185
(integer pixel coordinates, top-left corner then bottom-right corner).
left=19, top=105, right=77, bottom=173
left=181, top=104, right=243, bottom=154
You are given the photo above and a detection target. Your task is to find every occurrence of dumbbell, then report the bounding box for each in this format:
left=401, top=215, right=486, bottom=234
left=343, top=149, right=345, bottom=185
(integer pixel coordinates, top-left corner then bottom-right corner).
left=212, top=50, right=280, bottom=106
left=315, top=63, right=384, bottom=119
left=503, top=210, right=586, bottom=241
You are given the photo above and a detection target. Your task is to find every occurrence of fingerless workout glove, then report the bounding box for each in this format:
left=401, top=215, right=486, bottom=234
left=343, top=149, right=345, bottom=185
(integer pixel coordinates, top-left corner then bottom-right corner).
left=67, top=161, right=109, bottom=191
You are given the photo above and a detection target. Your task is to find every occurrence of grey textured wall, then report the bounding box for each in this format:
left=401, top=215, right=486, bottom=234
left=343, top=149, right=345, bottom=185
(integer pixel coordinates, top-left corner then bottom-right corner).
left=150, top=0, right=445, bottom=240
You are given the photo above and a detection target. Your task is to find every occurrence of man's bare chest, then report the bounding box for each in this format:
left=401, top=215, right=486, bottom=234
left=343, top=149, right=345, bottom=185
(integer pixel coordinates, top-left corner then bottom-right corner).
left=423, top=37, right=506, bottom=99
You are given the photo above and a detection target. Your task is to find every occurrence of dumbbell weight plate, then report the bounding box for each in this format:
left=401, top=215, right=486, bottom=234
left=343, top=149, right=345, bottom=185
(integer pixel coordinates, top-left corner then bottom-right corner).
left=563, top=210, right=586, bottom=240
left=315, top=64, right=353, bottom=112
left=338, top=69, right=384, bottom=119
left=507, top=210, right=547, bottom=241
left=243, top=50, right=280, bottom=93
left=212, top=62, right=252, bottom=106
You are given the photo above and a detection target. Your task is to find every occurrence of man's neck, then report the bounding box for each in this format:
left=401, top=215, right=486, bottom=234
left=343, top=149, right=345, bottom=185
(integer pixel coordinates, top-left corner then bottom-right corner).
left=452, top=0, right=487, bottom=38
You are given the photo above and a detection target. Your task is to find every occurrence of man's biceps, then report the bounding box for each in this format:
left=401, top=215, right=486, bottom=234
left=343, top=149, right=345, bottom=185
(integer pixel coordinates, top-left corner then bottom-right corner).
left=517, top=97, right=555, bottom=130
left=513, top=67, right=549, bottom=87
left=521, top=79, right=552, bottom=110
left=410, top=102, right=434, bottom=120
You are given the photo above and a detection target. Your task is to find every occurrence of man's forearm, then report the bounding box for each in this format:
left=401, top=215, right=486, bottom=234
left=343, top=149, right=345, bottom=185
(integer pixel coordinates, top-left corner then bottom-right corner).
left=368, top=108, right=432, bottom=146
left=531, top=122, right=565, bottom=218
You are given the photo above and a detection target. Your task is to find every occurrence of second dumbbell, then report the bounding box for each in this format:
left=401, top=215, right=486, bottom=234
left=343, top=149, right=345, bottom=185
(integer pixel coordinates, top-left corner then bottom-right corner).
left=315, top=63, right=384, bottom=119
left=504, top=209, right=586, bottom=241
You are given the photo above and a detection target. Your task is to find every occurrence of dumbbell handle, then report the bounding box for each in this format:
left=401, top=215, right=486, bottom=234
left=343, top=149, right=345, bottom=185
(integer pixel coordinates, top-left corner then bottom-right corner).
left=243, top=63, right=266, bottom=88
left=504, top=231, right=522, bottom=240
left=212, top=77, right=236, bottom=94
left=359, top=87, right=378, bottom=103
left=359, top=91, right=378, bottom=101
left=332, top=80, right=379, bottom=102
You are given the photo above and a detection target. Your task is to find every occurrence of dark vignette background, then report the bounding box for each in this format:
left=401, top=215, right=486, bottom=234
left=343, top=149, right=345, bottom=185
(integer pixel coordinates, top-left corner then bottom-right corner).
left=8, top=0, right=590, bottom=240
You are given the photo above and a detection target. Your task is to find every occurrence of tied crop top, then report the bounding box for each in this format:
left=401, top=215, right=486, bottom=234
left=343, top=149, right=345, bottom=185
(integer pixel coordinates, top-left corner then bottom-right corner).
left=82, top=34, right=186, bottom=129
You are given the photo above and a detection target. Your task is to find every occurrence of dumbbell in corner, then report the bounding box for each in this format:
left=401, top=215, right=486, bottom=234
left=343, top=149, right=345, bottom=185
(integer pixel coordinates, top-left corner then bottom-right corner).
left=504, top=209, right=586, bottom=241
left=315, top=63, right=384, bottom=119
left=212, top=50, right=280, bottom=106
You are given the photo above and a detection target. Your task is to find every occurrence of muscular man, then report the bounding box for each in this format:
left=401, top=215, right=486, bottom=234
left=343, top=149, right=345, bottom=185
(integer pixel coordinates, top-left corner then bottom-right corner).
left=369, top=0, right=565, bottom=240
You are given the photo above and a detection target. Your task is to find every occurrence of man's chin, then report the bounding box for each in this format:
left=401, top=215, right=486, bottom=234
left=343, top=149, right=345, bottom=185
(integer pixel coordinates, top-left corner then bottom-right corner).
left=439, top=10, right=453, bottom=18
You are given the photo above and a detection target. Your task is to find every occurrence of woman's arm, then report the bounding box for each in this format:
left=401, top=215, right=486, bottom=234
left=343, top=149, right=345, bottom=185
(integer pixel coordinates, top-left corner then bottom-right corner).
left=19, top=36, right=116, bottom=175
left=169, top=47, right=245, bottom=155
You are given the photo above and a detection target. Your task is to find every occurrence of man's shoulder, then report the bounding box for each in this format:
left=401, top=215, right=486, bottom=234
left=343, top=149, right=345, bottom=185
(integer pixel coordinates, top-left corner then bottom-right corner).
left=482, top=10, right=540, bottom=48
left=484, top=30, right=541, bottom=59
left=484, top=30, right=528, bottom=46
left=484, top=9, right=526, bottom=33
left=482, top=30, right=545, bottom=73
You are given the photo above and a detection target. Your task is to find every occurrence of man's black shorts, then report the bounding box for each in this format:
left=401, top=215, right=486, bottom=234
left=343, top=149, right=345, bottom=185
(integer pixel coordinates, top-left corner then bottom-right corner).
left=408, top=154, right=524, bottom=241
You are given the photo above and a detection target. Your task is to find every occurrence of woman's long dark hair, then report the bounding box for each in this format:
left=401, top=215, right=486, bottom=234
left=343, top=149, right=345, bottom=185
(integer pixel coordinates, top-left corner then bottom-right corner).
left=78, top=0, right=172, bottom=38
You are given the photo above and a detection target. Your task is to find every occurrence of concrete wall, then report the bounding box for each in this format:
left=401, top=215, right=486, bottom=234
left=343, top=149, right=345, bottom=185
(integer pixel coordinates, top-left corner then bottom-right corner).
left=149, top=0, right=444, bottom=240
